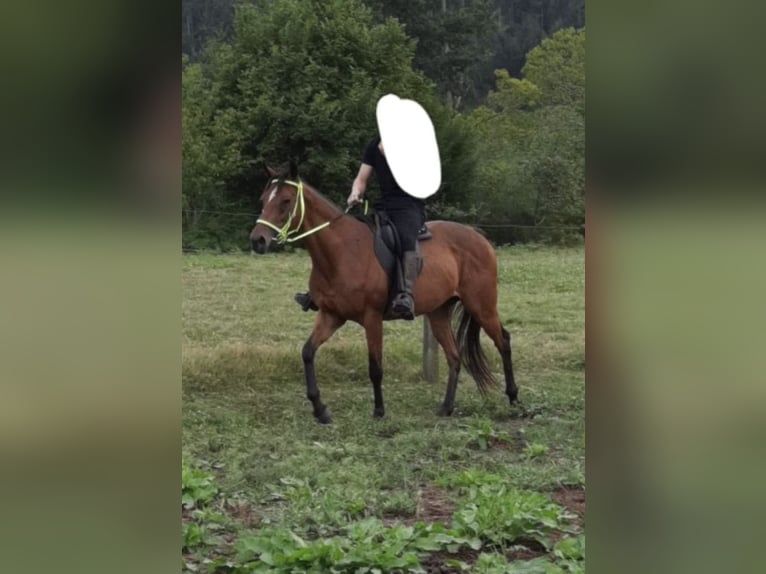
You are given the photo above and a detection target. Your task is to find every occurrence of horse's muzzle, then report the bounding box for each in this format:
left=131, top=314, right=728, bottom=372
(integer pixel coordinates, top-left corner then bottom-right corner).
left=250, top=234, right=269, bottom=254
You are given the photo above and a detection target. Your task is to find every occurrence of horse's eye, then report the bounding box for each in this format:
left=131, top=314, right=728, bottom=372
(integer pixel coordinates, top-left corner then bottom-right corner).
left=281, top=198, right=291, bottom=206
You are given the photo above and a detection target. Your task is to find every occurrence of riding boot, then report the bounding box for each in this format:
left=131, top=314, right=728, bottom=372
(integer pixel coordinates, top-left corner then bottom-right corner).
left=294, top=291, right=318, bottom=312
left=391, top=251, right=420, bottom=321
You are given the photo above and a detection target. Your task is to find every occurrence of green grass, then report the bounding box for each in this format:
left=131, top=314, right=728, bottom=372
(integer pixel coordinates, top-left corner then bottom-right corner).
left=182, top=245, right=584, bottom=572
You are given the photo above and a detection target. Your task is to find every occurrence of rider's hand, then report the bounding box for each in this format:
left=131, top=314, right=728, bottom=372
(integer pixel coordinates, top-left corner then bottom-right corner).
left=347, top=187, right=363, bottom=207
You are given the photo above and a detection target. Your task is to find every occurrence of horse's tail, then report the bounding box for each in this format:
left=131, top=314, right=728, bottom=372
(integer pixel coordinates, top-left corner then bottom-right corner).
left=451, top=301, right=497, bottom=396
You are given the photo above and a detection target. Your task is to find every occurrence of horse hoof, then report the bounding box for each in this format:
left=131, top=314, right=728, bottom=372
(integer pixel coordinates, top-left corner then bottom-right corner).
left=437, top=405, right=454, bottom=417
left=373, top=408, right=385, bottom=419
left=315, top=407, right=332, bottom=424
left=507, top=388, right=519, bottom=404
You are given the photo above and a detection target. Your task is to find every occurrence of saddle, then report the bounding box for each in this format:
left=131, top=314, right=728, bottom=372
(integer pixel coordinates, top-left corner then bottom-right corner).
left=295, top=212, right=432, bottom=315
left=369, top=211, right=431, bottom=316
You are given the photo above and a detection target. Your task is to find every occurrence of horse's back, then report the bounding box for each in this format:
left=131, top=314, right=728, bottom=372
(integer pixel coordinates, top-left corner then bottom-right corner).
left=424, top=220, right=495, bottom=259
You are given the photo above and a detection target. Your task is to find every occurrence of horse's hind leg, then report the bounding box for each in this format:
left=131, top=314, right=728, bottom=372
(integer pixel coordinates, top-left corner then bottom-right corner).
left=427, top=304, right=461, bottom=416
left=463, top=297, right=518, bottom=405
left=498, top=325, right=518, bottom=403
left=302, top=310, right=345, bottom=423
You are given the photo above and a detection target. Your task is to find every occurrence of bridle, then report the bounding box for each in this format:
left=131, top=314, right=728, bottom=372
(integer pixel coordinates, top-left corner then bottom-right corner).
left=255, top=178, right=366, bottom=244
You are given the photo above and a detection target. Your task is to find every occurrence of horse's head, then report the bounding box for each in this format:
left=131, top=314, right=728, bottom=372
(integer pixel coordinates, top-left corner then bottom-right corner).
left=250, top=162, right=302, bottom=254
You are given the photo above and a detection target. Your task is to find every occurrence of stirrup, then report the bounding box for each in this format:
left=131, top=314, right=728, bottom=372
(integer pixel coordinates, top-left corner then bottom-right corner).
left=294, top=292, right=317, bottom=312
left=391, top=293, right=415, bottom=320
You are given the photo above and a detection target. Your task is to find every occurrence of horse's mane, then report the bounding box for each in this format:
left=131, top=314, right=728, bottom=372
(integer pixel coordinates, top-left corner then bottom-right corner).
left=275, top=169, right=344, bottom=217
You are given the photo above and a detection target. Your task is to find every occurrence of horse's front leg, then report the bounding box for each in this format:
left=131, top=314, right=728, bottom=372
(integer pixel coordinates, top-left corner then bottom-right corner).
left=363, top=315, right=385, bottom=418
left=302, top=310, right=345, bottom=424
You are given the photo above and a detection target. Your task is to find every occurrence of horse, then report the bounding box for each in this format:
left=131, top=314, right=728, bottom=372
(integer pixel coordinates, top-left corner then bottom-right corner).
left=250, top=164, right=517, bottom=423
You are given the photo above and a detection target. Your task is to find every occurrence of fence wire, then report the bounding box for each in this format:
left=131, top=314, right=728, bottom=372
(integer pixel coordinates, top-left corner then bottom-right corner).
left=181, top=209, right=583, bottom=231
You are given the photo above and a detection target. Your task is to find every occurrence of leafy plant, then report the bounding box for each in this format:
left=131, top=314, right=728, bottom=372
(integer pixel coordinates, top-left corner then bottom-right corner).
left=230, top=519, right=482, bottom=573
left=552, top=535, right=585, bottom=573
left=465, top=419, right=510, bottom=451
left=452, top=487, right=572, bottom=550
left=182, top=463, right=218, bottom=509
left=523, top=443, right=549, bottom=460
left=182, top=514, right=226, bottom=551
left=436, top=469, right=507, bottom=491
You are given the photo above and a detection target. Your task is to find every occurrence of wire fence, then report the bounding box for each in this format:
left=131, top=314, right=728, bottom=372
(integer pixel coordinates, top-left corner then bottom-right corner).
left=181, top=208, right=584, bottom=230
left=181, top=207, right=583, bottom=253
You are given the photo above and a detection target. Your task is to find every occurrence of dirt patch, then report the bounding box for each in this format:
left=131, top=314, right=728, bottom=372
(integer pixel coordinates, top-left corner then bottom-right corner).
left=551, top=485, right=585, bottom=524
left=421, top=540, right=548, bottom=572
left=505, top=538, right=548, bottom=561
left=487, top=436, right=514, bottom=450
left=416, top=486, right=455, bottom=524
left=382, top=485, right=455, bottom=527
left=224, top=500, right=260, bottom=528
left=421, top=548, right=480, bottom=573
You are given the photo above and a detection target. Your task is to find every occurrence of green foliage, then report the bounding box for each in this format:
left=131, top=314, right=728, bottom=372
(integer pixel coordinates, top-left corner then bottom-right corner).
left=183, top=0, right=481, bottom=250
left=181, top=464, right=228, bottom=555
left=465, top=30, right=585, bottom=244
left=465, top=419, right=511, bottom=451
left=523, top=28, right=585, bottom=112
left=487, top=70, right=543, bottom=113
left=452, top=486, right=572, bottom=550
left=182, top=3, right=586, bottom=249
left=182, top=463, right=218, bottom=508
left=365, top=0, right=498, bottom=110
left=217, top=488, right=573, bottom=571
left=436, top=469, right=509, bottom=491
left=552, top=535, right=586, bottom=572
left=523, top=443, right=549, bottom=460
left=182, top=0, right=234, bottom=60
left=182, top=54, right=251, bottom=251
left=182, top=512, right=226, bottom=551
left=230, top=519, right=479, bottom=573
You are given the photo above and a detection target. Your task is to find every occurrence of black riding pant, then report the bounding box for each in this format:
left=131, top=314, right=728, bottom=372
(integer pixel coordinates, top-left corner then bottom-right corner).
left=385, top=206, right=425, bottom=253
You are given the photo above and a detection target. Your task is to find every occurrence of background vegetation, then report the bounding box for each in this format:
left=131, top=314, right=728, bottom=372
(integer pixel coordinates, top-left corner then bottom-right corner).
left=182, top=0, right=584, bottom=250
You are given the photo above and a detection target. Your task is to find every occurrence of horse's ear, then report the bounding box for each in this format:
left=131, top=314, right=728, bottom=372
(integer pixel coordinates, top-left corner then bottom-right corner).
left=288, top=159, right=298, bottom=179
left=265, top=165, right=278, bottom=178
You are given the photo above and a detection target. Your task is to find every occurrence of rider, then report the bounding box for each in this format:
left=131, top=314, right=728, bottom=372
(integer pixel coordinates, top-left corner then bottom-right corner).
left=295, top=135, right=426, bottom=320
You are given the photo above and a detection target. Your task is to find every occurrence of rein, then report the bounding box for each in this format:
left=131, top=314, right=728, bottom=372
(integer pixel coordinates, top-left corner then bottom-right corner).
left=256, top=178, right=367, bottom=244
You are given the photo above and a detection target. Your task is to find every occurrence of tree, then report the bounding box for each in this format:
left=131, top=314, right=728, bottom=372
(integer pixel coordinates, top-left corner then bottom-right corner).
left=523, top=27, right=585, bottom=112
left=364, top=0, right=498, bottom=110
left=465, top=28, right=584, bottom=242
left=183, top=0, right=478, bottom=249
left=182, top=55, right=248, bottom=249
left=182, top=0, right=235, bottom=60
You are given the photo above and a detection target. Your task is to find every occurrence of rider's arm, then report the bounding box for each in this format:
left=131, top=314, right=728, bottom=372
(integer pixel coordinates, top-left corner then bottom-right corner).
left=349, top=163, right=373, bottom=205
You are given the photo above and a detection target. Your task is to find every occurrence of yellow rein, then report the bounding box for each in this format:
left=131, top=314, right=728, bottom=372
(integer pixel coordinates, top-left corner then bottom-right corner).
left=256, top=178, right=367, bottom=244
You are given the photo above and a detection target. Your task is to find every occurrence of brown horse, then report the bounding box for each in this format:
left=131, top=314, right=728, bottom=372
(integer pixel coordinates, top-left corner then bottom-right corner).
left=250, top=164, right=517, bottom=423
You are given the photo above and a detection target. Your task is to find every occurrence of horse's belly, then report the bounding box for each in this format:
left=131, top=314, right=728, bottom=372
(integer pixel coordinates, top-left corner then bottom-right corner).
left=413, top=244, right=460, bottom=312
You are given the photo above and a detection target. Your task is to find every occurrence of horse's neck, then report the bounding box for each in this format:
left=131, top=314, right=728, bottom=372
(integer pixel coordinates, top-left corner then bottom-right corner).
left=300, top=186, right=361, bottom=272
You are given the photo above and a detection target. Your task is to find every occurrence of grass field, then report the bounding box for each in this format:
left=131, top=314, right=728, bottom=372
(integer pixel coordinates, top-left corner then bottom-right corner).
left=182, top=245, right=585, bottom=573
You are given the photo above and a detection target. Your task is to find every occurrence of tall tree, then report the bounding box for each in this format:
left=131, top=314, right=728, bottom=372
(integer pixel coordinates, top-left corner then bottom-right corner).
left=487, top=0, right=584, bottom=93
left=182, top=0, right=477, bottom=248
left=465, top=28, right=585, bottom=242
left=523, top=26, right=585, bottom=111
left=182, top=0, right=235, bottom=60
left=364, top=0, right=497, bottom=110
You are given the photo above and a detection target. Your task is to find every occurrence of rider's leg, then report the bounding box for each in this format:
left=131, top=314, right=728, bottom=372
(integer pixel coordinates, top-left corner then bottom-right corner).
left=387, top=208, right=422, bottom=320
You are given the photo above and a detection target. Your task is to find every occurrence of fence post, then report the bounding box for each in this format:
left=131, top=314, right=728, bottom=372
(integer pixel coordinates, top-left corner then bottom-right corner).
left=423, top=317, right=439, bottom=383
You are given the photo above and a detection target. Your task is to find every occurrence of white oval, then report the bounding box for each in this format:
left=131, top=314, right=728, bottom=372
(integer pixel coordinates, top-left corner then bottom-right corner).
left=376, top=94, right=441, bottom=199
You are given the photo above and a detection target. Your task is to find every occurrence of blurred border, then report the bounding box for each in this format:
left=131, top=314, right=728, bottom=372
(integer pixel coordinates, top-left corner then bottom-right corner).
left=588, top=0, right=766, bottom=572
left=0, top=1, right=180, bottom=573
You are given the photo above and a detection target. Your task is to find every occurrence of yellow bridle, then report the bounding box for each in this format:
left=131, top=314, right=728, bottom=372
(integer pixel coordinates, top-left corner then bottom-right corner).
left=255, top=178, right=366, bottom=244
